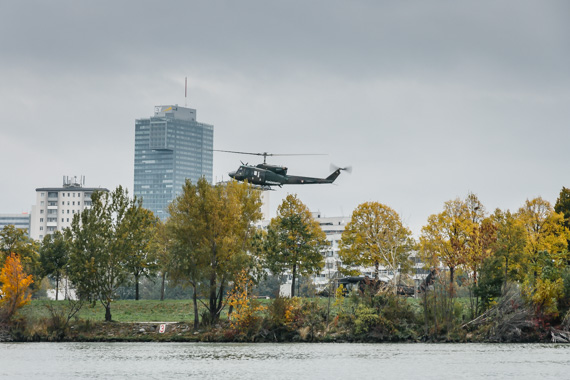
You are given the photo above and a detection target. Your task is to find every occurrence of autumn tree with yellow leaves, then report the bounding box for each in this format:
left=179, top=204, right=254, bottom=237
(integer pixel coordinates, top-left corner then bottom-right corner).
left=339, top=202, right=413, bottom=291
left=516, top=197, right=570, bottom=316
left=0, top=253, right=34, bottom=322
left=492, top=208, right=527, bottom=288
left=227, top=270, right=266, bottom=334
left=420, top=197, right=474, bottom=297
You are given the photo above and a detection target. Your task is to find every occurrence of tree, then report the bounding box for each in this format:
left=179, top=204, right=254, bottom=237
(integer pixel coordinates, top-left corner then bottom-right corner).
left=67, top=186, right=152, bottom=321
left=516, top=197, right=570, bottom=316
left=264, top=194, right=326, bottom=297
left=39, top=231, right=69, bottom=300
left=420, top=198, right=473, bottom=297
left=555, top=187, right=570, bottom=250
left=463, top=193, right=493, bottom=286
left=168, top=178, right=262, bottom=325
left=339, top=202, right=413, bottom=291
left=0, top=225, right=40, bottom=279
left=491, top=209, right=527, bottom=288
left=122, top=207, right=158, bottom=300
left=0, top=253, right=34, bottom=322
left=152, top=219, right=173, bottom=301
left=517, top=197, right=569, bottom=280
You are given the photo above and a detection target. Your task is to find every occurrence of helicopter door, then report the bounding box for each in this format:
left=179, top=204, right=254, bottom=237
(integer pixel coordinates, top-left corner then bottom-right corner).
left=246, top=168, right=264, bottom=185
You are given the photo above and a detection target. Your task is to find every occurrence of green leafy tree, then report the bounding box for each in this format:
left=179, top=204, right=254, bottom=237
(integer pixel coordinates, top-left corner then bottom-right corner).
left=339, top=202, right=413, bottom=291
left=122, top=207, right=158, bottom=300
left=67, top=186, right=153, bottom=321
left=555, top=187, right=570, bottom=250
left=39, top=231, right=69, bottom=300
left=167, top=178, right=262, bottom=325
left=492, top=209, right=527, bottom=288
left=0, top=225, right=40, bottom=280
left=264, top=194, right=326, bottom=297
left=152, top=219, right=173, bottom=301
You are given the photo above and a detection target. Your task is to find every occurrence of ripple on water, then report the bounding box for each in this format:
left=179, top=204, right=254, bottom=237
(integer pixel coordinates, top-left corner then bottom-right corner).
left=2, top=342, right=570, bottom=379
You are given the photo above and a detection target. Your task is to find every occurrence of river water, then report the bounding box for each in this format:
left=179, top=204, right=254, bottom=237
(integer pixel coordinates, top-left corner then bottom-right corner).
left=1, top=342, right=569, bottom=379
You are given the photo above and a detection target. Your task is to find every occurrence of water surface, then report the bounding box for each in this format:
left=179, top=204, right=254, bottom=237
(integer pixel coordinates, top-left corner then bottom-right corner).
left=1, top=342, right=569, bottom=379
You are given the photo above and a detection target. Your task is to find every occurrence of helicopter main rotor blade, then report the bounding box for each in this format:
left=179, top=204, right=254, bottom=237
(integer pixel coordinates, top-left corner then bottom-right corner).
left=213, top=149, right=326, bottom=157
left=214, top=149, right=327, bottom=163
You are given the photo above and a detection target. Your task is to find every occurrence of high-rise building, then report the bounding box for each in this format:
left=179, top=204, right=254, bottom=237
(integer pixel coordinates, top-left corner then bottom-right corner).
left=29, top=176, right=108, bottom=241
left=134, top=105, right=214, bottom=220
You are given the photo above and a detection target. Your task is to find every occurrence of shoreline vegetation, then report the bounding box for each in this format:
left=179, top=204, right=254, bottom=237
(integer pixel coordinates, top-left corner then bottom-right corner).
left=2, top=183, right=570, bottom=345
left=2, top=291, right=569, bottom=344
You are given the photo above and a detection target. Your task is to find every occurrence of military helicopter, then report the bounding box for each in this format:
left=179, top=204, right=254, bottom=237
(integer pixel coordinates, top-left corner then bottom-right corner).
left=216, top=150, right=351, bottom=189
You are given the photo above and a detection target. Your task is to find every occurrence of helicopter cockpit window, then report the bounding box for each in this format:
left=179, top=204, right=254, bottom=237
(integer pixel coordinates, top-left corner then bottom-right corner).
left=236, top=167, right=245, bottom=176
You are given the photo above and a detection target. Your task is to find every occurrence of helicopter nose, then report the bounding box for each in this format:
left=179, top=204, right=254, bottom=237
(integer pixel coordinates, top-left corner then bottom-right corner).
left=228, top=171, right=236, bottom=179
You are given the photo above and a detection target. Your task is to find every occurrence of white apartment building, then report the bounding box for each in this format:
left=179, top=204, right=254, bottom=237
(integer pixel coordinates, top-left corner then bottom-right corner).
left=313, top=212, right=346, bottom=278
left=0, top=213, right=31, bottom=235
left=29, top=176, right=108, bottom=241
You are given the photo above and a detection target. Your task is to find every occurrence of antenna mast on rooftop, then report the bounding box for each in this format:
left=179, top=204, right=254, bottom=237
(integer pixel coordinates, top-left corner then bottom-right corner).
left=185, top=77, right=188, bottom=107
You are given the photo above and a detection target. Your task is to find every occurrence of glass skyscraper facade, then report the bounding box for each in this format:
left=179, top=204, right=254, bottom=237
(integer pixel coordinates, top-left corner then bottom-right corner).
left=134, top=105, right=213, bottom=220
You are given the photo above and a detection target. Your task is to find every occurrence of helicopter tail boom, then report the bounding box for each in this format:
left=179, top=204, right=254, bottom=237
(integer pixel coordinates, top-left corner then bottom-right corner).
left=325, top=166, right=351, bottom=183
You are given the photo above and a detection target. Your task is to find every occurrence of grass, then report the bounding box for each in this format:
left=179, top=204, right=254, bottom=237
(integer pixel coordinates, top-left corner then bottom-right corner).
left=18, top=295, right=461, bottom=324
left=19, top=297, right=343, bottom=323
left=19, top=299, right=209, bottom=323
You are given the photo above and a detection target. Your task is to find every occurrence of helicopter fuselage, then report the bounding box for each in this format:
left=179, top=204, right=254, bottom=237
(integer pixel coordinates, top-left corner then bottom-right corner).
left=228, top=164, right=344, bottom=188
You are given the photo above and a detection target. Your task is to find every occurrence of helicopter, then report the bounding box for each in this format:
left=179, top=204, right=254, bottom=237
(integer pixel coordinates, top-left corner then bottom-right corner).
left=216, top=150, right=351, bottom=189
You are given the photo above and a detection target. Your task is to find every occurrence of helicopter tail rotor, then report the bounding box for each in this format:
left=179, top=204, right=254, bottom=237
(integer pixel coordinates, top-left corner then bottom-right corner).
left=330, top=164, right=352, bottom=174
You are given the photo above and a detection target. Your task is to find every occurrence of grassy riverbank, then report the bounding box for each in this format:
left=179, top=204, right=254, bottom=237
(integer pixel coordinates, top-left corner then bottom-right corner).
left=20, top=299, right=213, bottom=323
left=5, top=293, right=556, bottom=344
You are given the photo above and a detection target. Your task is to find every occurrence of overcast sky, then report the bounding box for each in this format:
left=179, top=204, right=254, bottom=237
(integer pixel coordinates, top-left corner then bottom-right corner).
left=1, top=1, right=569, bottom=235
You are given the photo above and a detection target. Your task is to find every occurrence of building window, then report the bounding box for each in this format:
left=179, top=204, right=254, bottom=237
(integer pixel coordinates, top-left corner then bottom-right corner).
left=61, top=218, right=64, bottom=222
left=63, top=193, right=65, bottom=197
left=72, top=201, right=75, bottom=206
left=78, top=201, right=81, bottom=206
left=62, top=201, right=64, bottom=205
left=67, top=218, right=69, bottom=222
left=67, top=193, right=70, bottom=197
left=72, top=210, right=75, bottom=214
left=41, top=201, right=44, bottom=206
left=73, top=193, right=76, bottom=197
left=40, top=226, right=43, bottom=231
left=40, top=218, right=44, bottom=222
left=40, top=210, right=44, bottom=214
left=67, top=210, right=69, bottom=214
left=67, top=201, right=70, bottom=205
